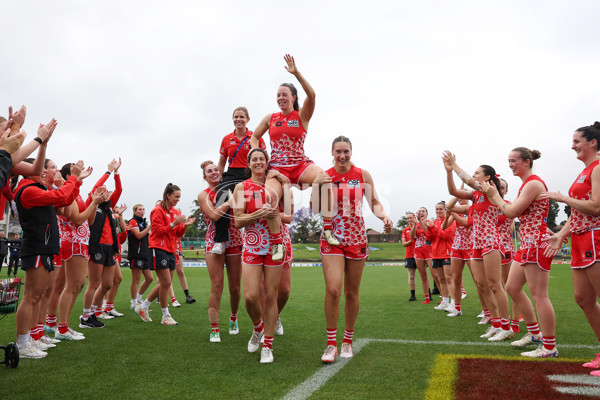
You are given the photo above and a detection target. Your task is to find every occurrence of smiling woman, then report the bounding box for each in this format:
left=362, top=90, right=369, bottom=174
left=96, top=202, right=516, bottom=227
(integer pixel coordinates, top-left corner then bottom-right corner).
left=542, top=122, right=600, bottom=373
left=250, top=54, right=339, bottom=263
left=198, top=160, right=243, bottom=343
left=232, top=148, right=285, bottom=364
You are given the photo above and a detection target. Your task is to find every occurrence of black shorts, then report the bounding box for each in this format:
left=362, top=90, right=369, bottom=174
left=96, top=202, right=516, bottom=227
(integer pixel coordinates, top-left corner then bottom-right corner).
left=90, top=244, right=117, bottom=267
left=432, top=258, right=450, bottom=269
left=405, top=257, right=417, bottom=269
left=21, top=254, right=55, bottom=272
left=130, top=258, right=152, bottom=270
left=152, top=248, right=176, bottom=271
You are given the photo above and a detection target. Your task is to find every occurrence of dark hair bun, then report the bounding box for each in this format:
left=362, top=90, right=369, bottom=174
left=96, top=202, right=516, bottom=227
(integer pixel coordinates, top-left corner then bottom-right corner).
left=593, top=121, right=600, bottom=129
left=531, top=150, right=541, bottom=160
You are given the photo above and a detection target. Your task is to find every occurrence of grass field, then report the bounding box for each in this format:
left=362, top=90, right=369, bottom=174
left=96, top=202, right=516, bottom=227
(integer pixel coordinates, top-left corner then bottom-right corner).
left=0, top=263, right=597, bottom=399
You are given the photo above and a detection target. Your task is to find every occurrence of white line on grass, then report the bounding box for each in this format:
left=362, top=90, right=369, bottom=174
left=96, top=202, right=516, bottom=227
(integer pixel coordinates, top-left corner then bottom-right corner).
left=280, top=338, right=598, bottom=400
left=281, top=339, right=369, bottom=400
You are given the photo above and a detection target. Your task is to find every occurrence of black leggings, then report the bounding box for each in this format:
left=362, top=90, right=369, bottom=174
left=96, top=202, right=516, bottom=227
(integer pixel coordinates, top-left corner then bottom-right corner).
left=214, top=168, right=247, bottom=243
left=7, top=254, right=19, bottom=276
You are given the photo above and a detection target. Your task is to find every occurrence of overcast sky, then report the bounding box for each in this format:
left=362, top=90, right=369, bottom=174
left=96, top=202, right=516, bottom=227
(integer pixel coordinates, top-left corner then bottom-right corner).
left=2, top=1, right=599, bottom=230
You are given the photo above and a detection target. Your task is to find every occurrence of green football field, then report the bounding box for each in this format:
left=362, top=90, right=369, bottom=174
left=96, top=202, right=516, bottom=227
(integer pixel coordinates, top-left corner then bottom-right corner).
left=0, top=263, right=596, bottom=399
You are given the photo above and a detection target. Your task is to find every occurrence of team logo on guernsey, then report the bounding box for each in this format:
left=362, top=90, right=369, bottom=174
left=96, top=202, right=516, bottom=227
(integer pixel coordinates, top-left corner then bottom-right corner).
left=577, top=175, right=586, bottom=183
left=275, top=121, right=283, bottom=127
left=477, top=196, right=484, bottom=203
left=287, top=120, right=299, bottom=128
left=348, top=179, right=360, bottom=188
left=253, top=192, right=261, bottom=199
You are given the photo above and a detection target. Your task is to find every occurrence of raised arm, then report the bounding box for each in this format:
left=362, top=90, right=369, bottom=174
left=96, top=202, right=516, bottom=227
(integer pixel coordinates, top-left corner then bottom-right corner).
left=284, top=54, right=315, bottom=128
left=442, top=151, right=474, bottom=199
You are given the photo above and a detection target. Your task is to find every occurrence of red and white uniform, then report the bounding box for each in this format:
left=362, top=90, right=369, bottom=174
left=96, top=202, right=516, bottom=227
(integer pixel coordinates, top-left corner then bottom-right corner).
left=203, top=187, right=243, bottom=256
left=470, top=191, right=501, bottom=259
left=498, top=202, right=515, bottom=265
left=451, top=214, right=472, bottom=260
left=514, top=175, right=552, bottom=270
left=59, top=194, right=90, bottom=261
left=240, top=179, right=284, bottom=267
left=414, top=223, right=432, bottom=260
left=268, top=111, right=310, bottom=167
left=402, top=226, right=415, bottom=259
left=320, top=166, right=368, bottom=260
left=219, top=129, right=266, bottom=168
left=569, top=160, right=600, bottom=268
left=426, top=217, right=455, bottom=260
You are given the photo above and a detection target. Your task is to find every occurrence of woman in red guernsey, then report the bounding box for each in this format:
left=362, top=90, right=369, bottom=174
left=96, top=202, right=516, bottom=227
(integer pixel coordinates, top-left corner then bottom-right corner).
left=51, top=163, right=106, bottom=341
left=402, top=212, right=418, bottom=301
left=442, top=151, right=512, bottom=342
left=211, top=107, right=267, bottom=255
left=127, top=204, right=153, bottom=310
left=14, top=160, right=89, bottom=359
left=428, top=202, right=456, bottom=312
left=80, top=158, right=122, bottom=329
left=135, top=183, right=195, bottom=325
left=198, top=161, right=243, bottom=342
left=251, top=54, right=339, bottom=262
left=318, top=136, right=392, bottom=363
left=544, top=124, right=600, bottom=369
left=411, top=207, right=433, bottom=304
left=481, top=147, right=557, bottom=357
left=232, top=149, right=285, bottom=364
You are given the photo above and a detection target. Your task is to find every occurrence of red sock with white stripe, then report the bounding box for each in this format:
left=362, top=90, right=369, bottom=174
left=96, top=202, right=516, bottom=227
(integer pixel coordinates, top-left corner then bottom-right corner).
left=33, top=325, right=44, bottom=341
left=105, top=303, right=114, bottom=312
left=543, top=336, right=556, bottom=350
left=46, top=314, right=57, bottom=328
left=327, top=328, right=337, bottom=347
left=323, top=220, right=333, bottom=231
left=171, top=296, right=177, bottom=304
left=491, top=318, right=501, bottom=329
left=455, top=304, right=462, bottom=312
left=511, top=319, right=520, bottom=333
left=230, top=312, right=237, bottom=322
left=483, top=309, right=490, bottom=318
left=526, top=322, right=541, bottom=335
left=211, top=323, right=219, bottom=333
left=343, top=329, right=354, bottom=345
left=253, top=319, right=264, bottom=333
left=263, top=336, right=274, bottom=349
left=58, top=323, right=69, bottom=335
left=501, top=318, right=510, bottom=331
